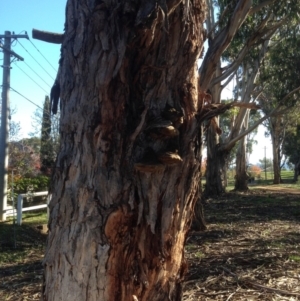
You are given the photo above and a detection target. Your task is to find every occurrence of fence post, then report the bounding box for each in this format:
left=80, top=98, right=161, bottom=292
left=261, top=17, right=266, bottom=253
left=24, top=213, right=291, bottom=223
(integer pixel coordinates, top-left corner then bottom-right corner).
left=47, top=194, right=51, bottom=219
left=17, top=194, right=23, bottom=225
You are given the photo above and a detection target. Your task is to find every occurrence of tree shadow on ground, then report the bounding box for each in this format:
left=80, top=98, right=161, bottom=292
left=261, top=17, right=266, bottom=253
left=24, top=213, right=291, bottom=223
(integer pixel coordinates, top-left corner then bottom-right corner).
left=204, top=192, right=300, bottom=224
left=0, top=219, right=47, bottom=300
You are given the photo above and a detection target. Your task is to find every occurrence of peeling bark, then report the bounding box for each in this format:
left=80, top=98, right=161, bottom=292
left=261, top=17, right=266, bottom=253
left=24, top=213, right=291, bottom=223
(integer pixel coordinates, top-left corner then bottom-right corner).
left=42, top=1, right=206, bottom=300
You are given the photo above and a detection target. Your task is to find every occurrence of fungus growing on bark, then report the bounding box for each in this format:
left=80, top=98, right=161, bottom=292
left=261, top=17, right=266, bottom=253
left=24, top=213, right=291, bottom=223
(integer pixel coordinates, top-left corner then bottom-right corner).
left=158, top=151, right=183, bottom=165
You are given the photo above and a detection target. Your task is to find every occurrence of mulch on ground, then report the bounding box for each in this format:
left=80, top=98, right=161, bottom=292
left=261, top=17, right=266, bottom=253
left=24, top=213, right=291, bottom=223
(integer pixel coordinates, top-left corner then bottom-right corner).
left=1, top=188, right=299, bottom=300
left=0, top=224, right=46, bottom=301
left=184, top=189, right=300, bottom=300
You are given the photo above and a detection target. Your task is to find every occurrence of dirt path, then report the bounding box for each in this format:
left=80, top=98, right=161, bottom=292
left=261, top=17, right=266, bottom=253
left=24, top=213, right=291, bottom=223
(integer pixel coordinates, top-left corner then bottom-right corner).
left=253, top=185, right=300, bottom=195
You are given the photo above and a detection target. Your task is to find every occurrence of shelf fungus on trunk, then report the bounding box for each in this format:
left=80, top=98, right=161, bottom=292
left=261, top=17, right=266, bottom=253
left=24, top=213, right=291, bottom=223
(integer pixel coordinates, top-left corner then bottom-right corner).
left=158, top=151, right=183, bottom=165
left=134, top=148, right=165, bottom=173
left=161, top=106, right=184, bottom=128
left=146, top=117, right=179, bottom=139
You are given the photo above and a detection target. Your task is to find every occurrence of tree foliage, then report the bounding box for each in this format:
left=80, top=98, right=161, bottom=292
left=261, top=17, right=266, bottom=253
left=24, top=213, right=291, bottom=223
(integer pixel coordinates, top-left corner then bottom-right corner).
left=31, top=96, right=60, bottom=174
left=283, top=123, right=300, bottom=165
left=258, top=26, right=300, bottom=108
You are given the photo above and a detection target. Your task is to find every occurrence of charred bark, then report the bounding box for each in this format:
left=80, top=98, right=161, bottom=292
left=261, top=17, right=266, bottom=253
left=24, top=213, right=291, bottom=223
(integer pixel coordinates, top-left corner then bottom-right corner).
left=42, top=1, right=206, bottom=301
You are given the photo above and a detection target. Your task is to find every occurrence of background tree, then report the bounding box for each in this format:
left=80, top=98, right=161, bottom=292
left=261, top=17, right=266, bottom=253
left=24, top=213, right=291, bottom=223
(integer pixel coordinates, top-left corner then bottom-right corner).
left=7, top=109, right=40, bottom=177
left=283, top=124, right=300, bottom=166
left=31, top=97, right=60, bottom=174
left=282, top=119, right=300, bottom=181
left=257, top=25, right=300, bottom=183
left=40, top=96, right=54, bottom=174
left=203, top=0, right=300, bottom=195
left=258, top=157, right=273, bottom=177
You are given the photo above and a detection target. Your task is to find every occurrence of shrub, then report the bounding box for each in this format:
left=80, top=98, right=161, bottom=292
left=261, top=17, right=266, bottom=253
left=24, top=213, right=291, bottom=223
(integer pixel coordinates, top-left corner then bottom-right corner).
left=249, top=165, right=261, bottom=178
left=9, top=175, right=50, bottom=195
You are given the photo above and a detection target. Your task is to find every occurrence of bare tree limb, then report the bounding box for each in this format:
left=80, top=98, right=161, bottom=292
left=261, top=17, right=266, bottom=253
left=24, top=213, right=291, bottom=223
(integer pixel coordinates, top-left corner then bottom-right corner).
left=199, top=0, right=252, bottom=91
left=210, top=15, right=287, bottom=87
left=220, top=85, right=300, bottom=152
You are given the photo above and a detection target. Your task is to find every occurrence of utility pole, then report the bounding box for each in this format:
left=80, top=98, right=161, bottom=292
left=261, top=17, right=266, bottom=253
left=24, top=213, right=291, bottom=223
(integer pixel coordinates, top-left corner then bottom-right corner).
left=0, top=31, right=28, bottom=221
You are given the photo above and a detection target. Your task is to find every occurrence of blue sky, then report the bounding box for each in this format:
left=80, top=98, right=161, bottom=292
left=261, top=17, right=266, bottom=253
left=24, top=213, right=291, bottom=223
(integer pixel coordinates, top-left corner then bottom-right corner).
left=0, top=0, right=66, bottom=136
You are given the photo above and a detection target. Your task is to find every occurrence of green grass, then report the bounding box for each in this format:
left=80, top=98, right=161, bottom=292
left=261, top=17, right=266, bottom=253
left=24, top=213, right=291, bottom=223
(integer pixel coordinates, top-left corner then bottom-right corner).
left=289, top=255, right=300, bottom=262
left=194, top=251, right=205, bottom=259
left=225, top=170, right=300, bottom=191
left=4, top=211, right=48, bottom=225
left=19, top=211, right=48, bottom=224
left=0, top=211, right=48, bottom=264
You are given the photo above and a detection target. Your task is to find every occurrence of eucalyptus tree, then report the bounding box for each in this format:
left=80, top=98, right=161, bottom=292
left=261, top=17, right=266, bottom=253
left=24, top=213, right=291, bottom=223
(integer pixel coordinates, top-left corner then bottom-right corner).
left=40, top=96, right=54, bottom=174
left=257, top=25, right=300, bottom=184
left=31, top=97, right=60, bottom=173
left=43, top=1, right=208, bottom=300
left=283, top=123, right=300, bottom=181
left=202, top=0, right=300, bottom=195
left=40, top=0, right=300, bottom=300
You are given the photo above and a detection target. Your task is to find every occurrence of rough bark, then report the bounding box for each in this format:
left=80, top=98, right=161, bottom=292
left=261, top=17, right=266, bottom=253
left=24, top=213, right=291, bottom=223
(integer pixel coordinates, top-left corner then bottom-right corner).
left=42, top=1, right=206, bottom=301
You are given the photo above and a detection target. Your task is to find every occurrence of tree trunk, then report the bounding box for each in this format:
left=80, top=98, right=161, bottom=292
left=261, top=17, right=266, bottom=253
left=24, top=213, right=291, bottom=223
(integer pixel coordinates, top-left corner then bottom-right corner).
left=271, top=118, right=282, bottom=184
left=204, top=64, right=227, bottom=196
left=42, top=1, right=206, bottom=301
left=234, top=134, right=249, bottom=191
left=192, top=126, right=207, bottom=231
left=294, top=161, right=300, bottom=182
left=204, top=125, right=228, bottom=196
left=272, top=138, right=281, bottom=184
left=234, top=109, right=249, bottom=191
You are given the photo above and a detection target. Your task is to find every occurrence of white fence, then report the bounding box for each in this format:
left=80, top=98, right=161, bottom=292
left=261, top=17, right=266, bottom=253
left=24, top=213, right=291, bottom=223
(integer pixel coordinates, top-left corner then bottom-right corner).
left=6, top=191, right=50, bottom=225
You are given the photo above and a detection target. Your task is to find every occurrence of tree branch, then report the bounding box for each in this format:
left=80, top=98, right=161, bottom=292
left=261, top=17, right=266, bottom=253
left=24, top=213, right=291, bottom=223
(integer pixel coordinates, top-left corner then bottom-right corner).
left=221, top=85, right=300, bottom=152
left=199, top=0, right=252, bottom=91
left=249, top=0, right=276, bottom=15
left=32, top=28, right=64, bottom=44
left=210, top=14, right=283, bottom=87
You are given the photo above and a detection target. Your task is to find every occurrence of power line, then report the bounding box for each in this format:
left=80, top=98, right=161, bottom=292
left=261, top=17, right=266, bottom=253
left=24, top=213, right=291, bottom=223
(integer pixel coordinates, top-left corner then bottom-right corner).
left=21, top=60, right=52, bottom=88
left=9, top=86, right=53, bottom=119
left=17, top=39, right=56, bottom=81
left=10, top=86, right=44, bottom=110
left=28, top=38, right=58, bottom=73
left=14, top=63, right=49, bottom=94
